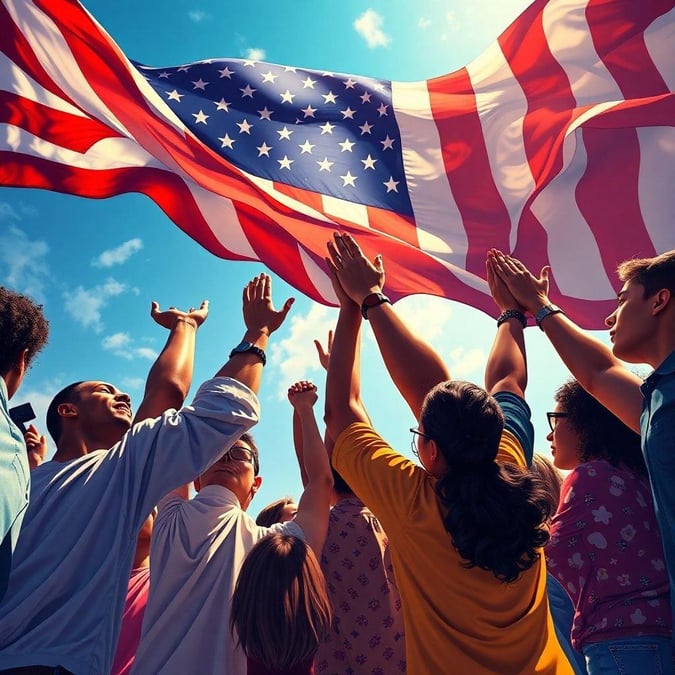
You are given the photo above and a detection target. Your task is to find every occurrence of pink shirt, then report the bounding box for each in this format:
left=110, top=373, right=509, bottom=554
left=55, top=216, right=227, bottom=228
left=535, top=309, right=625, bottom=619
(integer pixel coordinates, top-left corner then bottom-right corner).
left=110, top=566, right=150, bottom=675
left=315, top=497, right=406, bottom=674
left=546, top=460, right=671, bottom=649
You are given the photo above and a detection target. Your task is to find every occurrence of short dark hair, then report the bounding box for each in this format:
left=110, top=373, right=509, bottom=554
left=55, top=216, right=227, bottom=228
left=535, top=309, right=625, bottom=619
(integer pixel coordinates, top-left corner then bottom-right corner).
left=421, top=381, right=550, bottom=583
left=331, top=466, right=353, bottom=495
left=554, top=379, right=646, bottom=474
left=0, top=286, right=49, bottom=377
left=617, top=250, right=675, bottom=297
left=46, top=381, right=84, bottom=444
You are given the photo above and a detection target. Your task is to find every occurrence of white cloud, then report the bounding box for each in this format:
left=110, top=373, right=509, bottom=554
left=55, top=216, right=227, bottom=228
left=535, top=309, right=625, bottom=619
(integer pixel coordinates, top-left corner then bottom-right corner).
left=63, top=277, right=129, bottom=333
left=101, top=332, right=157, bottom=360
left=270, top=303, right=338, bottom=399
left=244, top=47, right=266, bottom=61
left=445, top=11, right=460, bottom=32
left=121, top=376, right=145, bottom=390
left=353, top=9, right=391, bottom=48
left=92, top=238, right=143, bottom=268
left=0, top=205, right=50, bottom=300
left=188, top=9, right=208, bottom=22
left=447, top=346, right=487, bottom=381
left=418, top=17, right=431, bottom=29
left=391, top=295, right=455, bottom=343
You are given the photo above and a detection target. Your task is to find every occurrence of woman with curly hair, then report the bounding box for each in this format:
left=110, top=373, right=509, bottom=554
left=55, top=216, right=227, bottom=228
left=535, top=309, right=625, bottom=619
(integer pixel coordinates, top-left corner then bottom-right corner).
left=545, top=380, right=671, bottom=674
left=323, top=234, right=571, bottom=674
left=230, top=533, right=331, bottom=675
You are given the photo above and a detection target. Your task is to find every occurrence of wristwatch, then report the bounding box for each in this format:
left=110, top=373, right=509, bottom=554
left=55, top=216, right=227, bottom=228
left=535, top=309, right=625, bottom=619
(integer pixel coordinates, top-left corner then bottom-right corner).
left=534, top=304, right=563, bottom=330
left=361, top=292, right=391, bottom=320
left=229, top=341, right=266, bottom=366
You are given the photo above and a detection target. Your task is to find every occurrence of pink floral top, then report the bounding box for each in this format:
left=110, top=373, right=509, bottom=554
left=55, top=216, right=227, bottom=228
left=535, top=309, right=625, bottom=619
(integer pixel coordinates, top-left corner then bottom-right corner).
left=315, top=498, right=406, bottom=674
left=546, top=460, right=671, bottom=649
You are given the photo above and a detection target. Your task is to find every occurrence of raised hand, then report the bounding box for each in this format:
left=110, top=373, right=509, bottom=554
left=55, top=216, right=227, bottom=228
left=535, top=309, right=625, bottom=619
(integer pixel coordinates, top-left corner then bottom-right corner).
left=287, top=380, right=318, bottom=409
left=24, top=423, right=47, bottom=470
left=488, top=250, right=550, bottom=314
left=151, top=300, right=209, bottom=329
left=486, top=256, right=525, bottom=313
left=313, top=330, right=333, bottom=371
left=243, top=273, right=294, bottom=335
left=326, top=232, right=385, bottom=305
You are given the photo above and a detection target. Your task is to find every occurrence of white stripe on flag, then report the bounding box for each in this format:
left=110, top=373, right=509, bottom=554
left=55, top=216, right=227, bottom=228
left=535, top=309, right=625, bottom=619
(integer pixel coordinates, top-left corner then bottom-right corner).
left=644, top=7, right=675, bottom=91
left=321, top=194, right=370, bottom=228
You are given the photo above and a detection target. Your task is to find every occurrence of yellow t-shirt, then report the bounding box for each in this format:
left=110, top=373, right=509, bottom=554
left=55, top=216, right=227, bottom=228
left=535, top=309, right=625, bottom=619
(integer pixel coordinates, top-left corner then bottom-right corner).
left=333, top=423, right=572, bottom=675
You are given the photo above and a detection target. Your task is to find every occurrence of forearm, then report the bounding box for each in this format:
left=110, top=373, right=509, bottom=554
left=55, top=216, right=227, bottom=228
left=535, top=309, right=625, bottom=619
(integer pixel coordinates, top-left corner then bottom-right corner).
left=296, top=406, right=331, bottom=486
left=485, top=319, right=527, bottom=396
left=215, top=328, right=269, bottom=394
left=292, top=409, right=309, bottom=486
left=135, top=317, right=198, bottom=422
left=367, top=302, right=449, bottom=418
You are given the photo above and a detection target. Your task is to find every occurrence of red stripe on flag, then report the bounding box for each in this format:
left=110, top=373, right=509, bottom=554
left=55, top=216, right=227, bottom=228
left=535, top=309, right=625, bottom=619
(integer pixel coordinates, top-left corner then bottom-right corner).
left=427, top=69, right=512, bottom=277
left=586, top=0, right=672, bottom=99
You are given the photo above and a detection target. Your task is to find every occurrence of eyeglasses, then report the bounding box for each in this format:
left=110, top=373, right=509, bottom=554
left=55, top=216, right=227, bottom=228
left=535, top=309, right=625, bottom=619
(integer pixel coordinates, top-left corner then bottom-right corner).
left=546, top=412, right=569, bottom=432
left=222, top=445, right=256, bottom=465
left=410, top=427, right=431, bottom=458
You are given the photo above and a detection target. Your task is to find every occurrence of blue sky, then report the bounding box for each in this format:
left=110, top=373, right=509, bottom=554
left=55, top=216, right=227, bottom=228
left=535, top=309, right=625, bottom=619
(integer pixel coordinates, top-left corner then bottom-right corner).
left=1, top=0, right=619, bottom=510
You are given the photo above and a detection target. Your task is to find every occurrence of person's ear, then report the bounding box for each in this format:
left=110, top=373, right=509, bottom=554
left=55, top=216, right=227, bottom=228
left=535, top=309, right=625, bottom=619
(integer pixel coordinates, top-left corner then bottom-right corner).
left=652, top=289, right=671, bottom=316
left=251, top=476, right=262, bottom=493
left=57, top=402, right=78, bottom=419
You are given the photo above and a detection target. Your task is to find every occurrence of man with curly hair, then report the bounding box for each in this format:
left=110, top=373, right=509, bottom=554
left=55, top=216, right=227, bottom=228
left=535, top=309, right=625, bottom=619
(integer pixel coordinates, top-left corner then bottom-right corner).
left=0, top=286, right=49, bottom=601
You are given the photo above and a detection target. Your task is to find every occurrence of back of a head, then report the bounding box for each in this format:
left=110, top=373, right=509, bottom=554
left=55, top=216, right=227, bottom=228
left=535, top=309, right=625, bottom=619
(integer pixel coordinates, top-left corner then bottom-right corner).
left=617, top=250, right=675, bottom=297
left=230, top=533, right=331, bottom=671
left=0, top=286, right=49, bottom=380
left=530, top=454, right=563, bottom=520
left=255, top=497, right=295, bottom=527
left=421, top=380, right=550, bottom=583
left=46, top=381, right=84, bottom=445
left=554, top=379, right=646, bottom=474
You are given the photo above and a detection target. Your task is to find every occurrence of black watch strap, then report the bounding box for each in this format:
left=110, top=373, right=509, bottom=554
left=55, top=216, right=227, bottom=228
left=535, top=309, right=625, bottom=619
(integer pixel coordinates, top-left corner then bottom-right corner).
left=229, top=341, right=266, bottom=366
left=361, top=292, right=391, bottom=320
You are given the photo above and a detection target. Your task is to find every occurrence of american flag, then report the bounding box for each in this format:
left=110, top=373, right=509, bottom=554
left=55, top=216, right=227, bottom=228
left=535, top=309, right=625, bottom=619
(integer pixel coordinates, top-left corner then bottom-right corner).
left=2, top=0, right=674, bottom=328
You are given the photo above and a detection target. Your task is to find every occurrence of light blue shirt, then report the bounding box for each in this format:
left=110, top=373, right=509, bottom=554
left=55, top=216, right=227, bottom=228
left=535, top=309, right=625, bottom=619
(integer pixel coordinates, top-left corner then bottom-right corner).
left=640, top=350, right=675, bottom=626
left=0, top=377, right=30, bottom=600
left=0, top=377, right=259, bottom=674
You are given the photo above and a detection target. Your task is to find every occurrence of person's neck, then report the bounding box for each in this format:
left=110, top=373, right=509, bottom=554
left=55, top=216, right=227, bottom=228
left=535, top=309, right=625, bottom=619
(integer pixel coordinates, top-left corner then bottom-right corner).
left=643, top=330, right=675, bottom=370
left=52, top=429, right=121, bottom=462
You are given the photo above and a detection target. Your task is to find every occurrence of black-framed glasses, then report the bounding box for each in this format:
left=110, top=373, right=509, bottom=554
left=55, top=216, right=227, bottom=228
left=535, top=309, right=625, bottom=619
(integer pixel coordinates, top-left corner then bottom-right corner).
left=546, top=412, right=569, bottom=432
left=410, top=427, right=431, bottom=458
left=223, top=445, right=255, bottom=465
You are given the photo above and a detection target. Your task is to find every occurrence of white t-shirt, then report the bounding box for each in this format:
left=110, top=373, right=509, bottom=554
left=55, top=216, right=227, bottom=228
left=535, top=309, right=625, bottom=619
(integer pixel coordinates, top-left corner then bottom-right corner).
left=132, top=485, right=304, bottom=675
left=0, top=378, right=259, bottom=675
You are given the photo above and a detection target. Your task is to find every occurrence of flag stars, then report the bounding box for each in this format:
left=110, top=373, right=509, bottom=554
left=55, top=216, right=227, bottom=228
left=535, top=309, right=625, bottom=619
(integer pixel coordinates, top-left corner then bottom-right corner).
left=166, top=89, right=184, bottom=102
left=192, top=110, right=209, bottom=124
left=278, top=155, right=294, bottom=170
left=237, top=119, right=253, bottom=134
left=256, top=142, right=272, bottom=157
left=214, top=98, right=230, bottom=111
left=340, top=171, right=357, bottom=187
left=191, top=78, right=209, bottom=90
left=298, top=140, right=315, bottom=154
left=218, top=66, right=234, bottom=78
left=158, top=71, right=171, bottom=79
left=384, top=176, right=399, bottom=192
left=243, top=60, right=257, bottom=67
left=341, top=107, right=356, bottom=119
left=359, top=121, right=374, bottom=135
left=280, top=90, right=296, bottom=104
left=380, top=135, right=395, bottom=150
left=361, top=154, right=377, bottom=170
left=344, top=78, right=357, bottom=89
left=338, top=138, right=355, bottom=152
left=261, top=71, right=278, bottom=83
left=320, top=121, right=335, bottom=135
left=377, top=103, right=389, bottom=117
left=284, top=66, right=298, bottom=73
left=360, top=91, right=372, bottom=104
left=301, top=76, right=316, bottom=89
left=322, top=91, right=338, bottom=104
left=240, top=84, right=256, bottom=98
left=301, top=105, right=317, bottom=118
left=257, top=106, right=273, bottom=120
left=177, top=65, right=190, bottom=72
left=317, top=157, right=334, bottom=172
left=277, top=126, right=293, bottom=140
left=218, top=133, right=235, bottom=149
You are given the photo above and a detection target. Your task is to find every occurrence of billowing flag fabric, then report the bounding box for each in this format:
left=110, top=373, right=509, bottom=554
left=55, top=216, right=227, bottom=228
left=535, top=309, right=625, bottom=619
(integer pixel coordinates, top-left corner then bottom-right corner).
left=1, top=0, right=674, bottom=328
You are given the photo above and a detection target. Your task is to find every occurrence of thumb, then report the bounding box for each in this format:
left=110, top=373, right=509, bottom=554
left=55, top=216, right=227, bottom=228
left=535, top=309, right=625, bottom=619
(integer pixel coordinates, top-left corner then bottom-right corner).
left=150, top=301, right=159, bottom=316
left=374, top=254, right=384, bottom=272
left=280, top=297, right=295, bottom=317
left=540, top=266, right=551, bottom=282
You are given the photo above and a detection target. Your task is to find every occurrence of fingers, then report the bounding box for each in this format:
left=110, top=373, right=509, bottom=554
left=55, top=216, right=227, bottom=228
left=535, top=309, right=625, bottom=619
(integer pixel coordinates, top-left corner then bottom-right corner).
left=287, top=380, right=317, bottom=395
left=326, top=240, right=342, bottom=269
left=327, top=329, right=333, bottom=351
left=150, top=301, right=160, bottom=316
left=313, top=339, right=325, bottom=359
left=279, top=297, right=295, bottom=318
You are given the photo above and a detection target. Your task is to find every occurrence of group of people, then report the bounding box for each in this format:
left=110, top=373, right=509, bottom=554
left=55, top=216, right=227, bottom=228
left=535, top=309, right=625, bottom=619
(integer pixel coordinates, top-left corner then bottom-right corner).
left=0, top=233, right=673, bottom=675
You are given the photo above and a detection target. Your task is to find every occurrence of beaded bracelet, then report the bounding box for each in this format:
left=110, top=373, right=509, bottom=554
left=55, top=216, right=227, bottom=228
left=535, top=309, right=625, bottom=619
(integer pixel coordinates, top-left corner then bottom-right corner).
left=496, top=309, right=527, bottom=328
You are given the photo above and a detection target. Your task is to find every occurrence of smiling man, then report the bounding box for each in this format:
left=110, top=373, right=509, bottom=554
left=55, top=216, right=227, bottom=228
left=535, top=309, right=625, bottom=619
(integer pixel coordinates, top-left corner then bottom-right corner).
left=0, top=276, right=293, bottom=675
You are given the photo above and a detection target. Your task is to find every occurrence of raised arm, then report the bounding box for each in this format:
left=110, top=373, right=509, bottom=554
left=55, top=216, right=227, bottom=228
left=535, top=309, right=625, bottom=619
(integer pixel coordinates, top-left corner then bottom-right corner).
left=287, top=382, right=333, bottom=554
left=484, top=255, right=527, bottom=397
left=215, top=273, right=294, bottom=393
left=489, top=251, right=643, bottom=432
left=327, top=233, right=449, bottom=419
left=133, top=301, right=209, bottom=424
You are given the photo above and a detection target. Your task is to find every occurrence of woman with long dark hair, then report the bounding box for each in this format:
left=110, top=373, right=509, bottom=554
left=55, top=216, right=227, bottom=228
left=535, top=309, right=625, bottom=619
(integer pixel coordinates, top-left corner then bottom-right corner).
left=323, top=233, right=571, bottom=674
left=545, top=380, right=671, bottom=673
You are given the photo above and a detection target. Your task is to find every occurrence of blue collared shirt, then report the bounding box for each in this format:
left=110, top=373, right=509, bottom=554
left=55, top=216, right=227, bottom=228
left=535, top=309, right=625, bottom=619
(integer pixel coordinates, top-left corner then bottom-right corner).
left=640, top=349, right=675, bottom=619
left=0, top=377, right=30, bottom=600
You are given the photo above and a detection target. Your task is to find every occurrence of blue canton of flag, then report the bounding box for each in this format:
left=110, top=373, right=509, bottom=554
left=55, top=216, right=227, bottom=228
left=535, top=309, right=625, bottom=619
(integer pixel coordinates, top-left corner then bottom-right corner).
left=136, top=59, right=414, bottom=216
